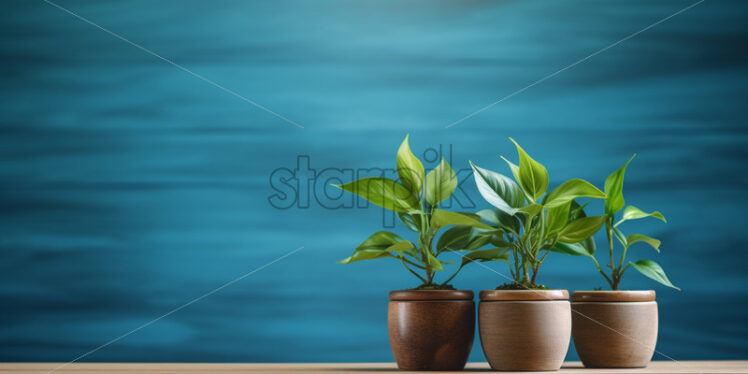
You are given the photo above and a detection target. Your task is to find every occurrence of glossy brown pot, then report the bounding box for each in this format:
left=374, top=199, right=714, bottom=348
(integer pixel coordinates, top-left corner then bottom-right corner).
left=388, top=290, right=474, bottom=371
left=479, top=290, right=571, bottom=371
left=572, top=290, right=658, bottom=368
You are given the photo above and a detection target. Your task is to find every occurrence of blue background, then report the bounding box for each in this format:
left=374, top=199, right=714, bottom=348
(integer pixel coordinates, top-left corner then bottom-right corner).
left=2, top=0, right=747, bottom=363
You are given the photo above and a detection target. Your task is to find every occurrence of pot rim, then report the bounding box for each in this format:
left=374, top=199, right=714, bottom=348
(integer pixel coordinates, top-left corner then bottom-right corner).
left=571, top=290, right=656, bottom=302
left=389, top=289, right=474, bottom=301
left=479, top=289, right=569, bottom=301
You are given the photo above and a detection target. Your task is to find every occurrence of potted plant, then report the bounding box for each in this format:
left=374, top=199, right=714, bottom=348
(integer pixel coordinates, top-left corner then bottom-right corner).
left=469, top=138, right=607, bottom=371
left=333, top=135, right=506, bottom=371
left=555, top=156, right=679, bottom=368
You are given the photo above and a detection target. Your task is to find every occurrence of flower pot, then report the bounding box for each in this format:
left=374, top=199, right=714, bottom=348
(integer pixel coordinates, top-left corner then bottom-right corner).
left=571, top=290, right=657, bottom=368
left=388, top=290, right=474, bottom=371
left=478, top=289, right=571, bottom=371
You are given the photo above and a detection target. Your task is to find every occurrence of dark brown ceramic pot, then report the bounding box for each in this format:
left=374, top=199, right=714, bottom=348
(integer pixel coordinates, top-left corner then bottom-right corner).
left=388, top=290, right=475, bottom=371
left=572, top=290, right=657, bottom=368
left=479, top=290, right=571, bottom=371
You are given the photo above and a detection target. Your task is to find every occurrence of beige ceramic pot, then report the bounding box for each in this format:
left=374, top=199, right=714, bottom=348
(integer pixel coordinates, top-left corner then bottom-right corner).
left=478, top=289, right=571, bottom=371
left=572, top=290, right=657, bottom=368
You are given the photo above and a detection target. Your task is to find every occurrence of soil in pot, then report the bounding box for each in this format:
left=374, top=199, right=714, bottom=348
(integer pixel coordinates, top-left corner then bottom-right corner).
left=388, top=290, right=474, bottom=371
left=479, top=289, right=571, bottom=371
left=572, top=290, right=657, bottom=368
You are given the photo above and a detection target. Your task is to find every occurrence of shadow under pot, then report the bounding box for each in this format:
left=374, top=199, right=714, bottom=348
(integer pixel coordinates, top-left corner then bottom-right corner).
left=388, top=290, right=474, bottom=371
left=478, top=289, right=571, bottom=371
left=572, top=290, right=657, bottom=368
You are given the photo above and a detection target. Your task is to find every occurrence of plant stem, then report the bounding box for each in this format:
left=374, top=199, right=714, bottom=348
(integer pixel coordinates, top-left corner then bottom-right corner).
left=416, top=210, right=432, bottom=286
left=590, top=255, right=614, bottom=289
left=426, top=229, right=435, bottom=284
left=508, top=252, right=517, bottom=280
left=606, top=222, right=616, bottom=271
left=616, top=262, right=631, bottom=288
left=442, top=264, right=463, bottom=286
left=422, top=248, right=433, bottom=285
left=530, top=266, right=538, bottom=285
left=618, top=244, right=629, bottom=275
left=530, top=248, right=551, bottom=285
left=400, top=256, right=427, bottom=283
left=512, top=248, right=520, bottom=283
left=604, top=217, right=621, bottom=290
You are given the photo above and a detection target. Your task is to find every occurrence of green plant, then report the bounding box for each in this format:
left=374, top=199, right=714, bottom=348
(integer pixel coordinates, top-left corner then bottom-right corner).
left=333, top=135, right=507, bottom=289
left=554, top=156, right=679, bottom=290
left=470, top=138, right=608, bottom=289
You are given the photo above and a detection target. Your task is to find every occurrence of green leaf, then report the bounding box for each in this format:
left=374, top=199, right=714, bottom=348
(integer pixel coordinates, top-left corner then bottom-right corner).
left=475, top=209, right=501, bottom=226
left=333, top=177, right=420, bottom=213
left=386, top=240, right=416, bottom=254
left=613, top=227, right=627, bottom=248
left=341, top=233, right=418, bottom=265
left=477, top=209, right=520, bottom=234
left=455, top=211, right=482, bottom=221
left=356, top=231, right=404, bottom=250
left=582, top=237, right=597, bottom=256
left=630, top=259, right=679, bottom=290
left=489, top=234, right=512, bottom=248
left=558, top=215, right=606, bottom=243
left=470, top=161, right=525, bottom=215
left=615, top=206, right=667, bottom=227
left=550, top=242, right=593, bottom=257
left=500, top=156, right=521, bottom=183
left=460, top=248, right=509, bottom=266
left=546, top=201, right=571, bottom=236
left=569, top=200, right=590, bottom=221
left=604, top=155, right=635, bottom=215
left=397, top=212, right=422, bottom=232
left=436, top=226, right=472, bottom=253
left=431, top=209, right=493, bottom=231
left=517, top=203, right=543, bottom=218
left=626, top=234, right=661, bottom=252
left=426, top=250, right=443, bottom=271
left=544, top=179, right=605, bottom=209
left=425, top=158, right=457, bottom=206
left=338, top=249, right=390, bottom=264
left=396, top=134, right=425, bottom=195
left=566, top=201, right=597, bottom=254
left=437, top=226, right=493, bottom=254
left=509, top=138, right=549, bottom=202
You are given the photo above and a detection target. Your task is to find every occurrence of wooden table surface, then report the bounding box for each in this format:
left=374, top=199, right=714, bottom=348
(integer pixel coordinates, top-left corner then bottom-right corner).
left=0, top=362, right=745, bottom=374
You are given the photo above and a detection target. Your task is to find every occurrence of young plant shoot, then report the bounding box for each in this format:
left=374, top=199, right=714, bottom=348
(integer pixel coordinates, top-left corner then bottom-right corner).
left=333, top=135, right=507, bottom=290
left=471, top=138, right=608, bottom=289
left=554, top=156, right=679, bottom=290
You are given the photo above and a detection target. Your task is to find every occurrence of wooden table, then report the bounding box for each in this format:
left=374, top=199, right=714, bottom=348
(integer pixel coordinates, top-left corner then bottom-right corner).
left=0, top=362, right=745, bottom=374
